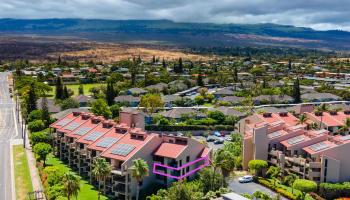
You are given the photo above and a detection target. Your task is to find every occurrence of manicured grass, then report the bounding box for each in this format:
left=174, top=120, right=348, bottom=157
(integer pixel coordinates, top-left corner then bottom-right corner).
left=46, top=154, right=108, bottom=200
left=48, top=83, right=106, bottom=98
left=13, top=145, right=33, bottom=200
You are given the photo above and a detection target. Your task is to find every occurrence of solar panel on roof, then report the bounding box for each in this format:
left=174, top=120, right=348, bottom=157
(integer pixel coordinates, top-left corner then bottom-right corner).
left=340, top=135, right=350, bottom=141
left=56, top=119, right=71, bottom=126
left=64, top=122, right=82, bottom=131
left=314, top=129, right=327, bottom=135
left=84, top=131, right=103, bottom=141
left=268, top=131, right=282, bottom=139
left=309, top=142, right=329, bottom=152
left=96, top=137, right=118, bottom=148
left=287, top=135, right=305, bottom=145
left=111, top=144, right=135, bottom=157
left=74, top=127, right=92, bottom=136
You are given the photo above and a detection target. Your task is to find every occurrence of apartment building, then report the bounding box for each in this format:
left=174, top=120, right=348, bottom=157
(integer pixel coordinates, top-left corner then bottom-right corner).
left=50, top=111, right=209, bottom=200
left=240, top=112, right=350, bottom=183
left=306, top=110, right=350, bottom=134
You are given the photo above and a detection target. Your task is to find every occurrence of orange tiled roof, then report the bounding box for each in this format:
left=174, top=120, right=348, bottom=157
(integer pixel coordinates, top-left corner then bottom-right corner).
left=154, top=142, right=187, bottom=159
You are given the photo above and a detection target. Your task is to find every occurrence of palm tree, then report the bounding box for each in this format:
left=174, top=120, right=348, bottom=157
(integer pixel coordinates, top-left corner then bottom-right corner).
left=92, top=157, right=112, bottom=200
left=315, top=104, right=329, bottom=129
left=210, top=149, right=227, bottom=190
left=339, top=118, right=350, bottom=135
left=297, top=114, right=308, bottom=125
left=63, top=172, right=81, bottom=200
left=131, top=159, right=149, bottom=200
left=310, top=122, right=319, bottom=130
left=219, top=150, right=236, bottom=187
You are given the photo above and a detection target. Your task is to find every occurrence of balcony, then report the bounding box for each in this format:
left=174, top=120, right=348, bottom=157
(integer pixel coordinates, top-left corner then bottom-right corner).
left=113, top=175, right=126, bottom=183
left=309, top=171, right=321, bottom=178
left=308, top=162, right=321, bottom=169
left=111, top=167, right=124, bottom=175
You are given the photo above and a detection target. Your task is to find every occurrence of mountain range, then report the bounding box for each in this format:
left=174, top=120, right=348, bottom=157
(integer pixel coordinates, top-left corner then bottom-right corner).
left=0, top=18, right=350, bottom=50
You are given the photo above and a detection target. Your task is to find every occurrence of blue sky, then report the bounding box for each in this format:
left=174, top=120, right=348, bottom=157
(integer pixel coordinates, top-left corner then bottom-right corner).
left=0, top=0, right=349, bottom=31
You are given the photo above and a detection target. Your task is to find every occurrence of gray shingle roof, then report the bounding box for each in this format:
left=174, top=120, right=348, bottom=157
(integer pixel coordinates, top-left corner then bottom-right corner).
left=211, top=106, right=245, bottom=117
left=36, top=98, right=61, bottom=113
left=301, top=93, right=341, bottom=101
left=114, top=95, right=140, bottom=103
left=159, top=108, right=206, bottom=119
left=218, top=96, right=244, bottom=102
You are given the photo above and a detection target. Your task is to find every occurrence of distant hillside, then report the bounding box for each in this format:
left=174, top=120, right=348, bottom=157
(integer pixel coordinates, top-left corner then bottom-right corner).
left=1, top=19, right=350, bottom=50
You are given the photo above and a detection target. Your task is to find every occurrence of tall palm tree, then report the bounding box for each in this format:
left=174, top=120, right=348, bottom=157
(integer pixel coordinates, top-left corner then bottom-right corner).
left=297, top=113, right=308, bottom=125
left=92, top=157, right=112, bottom=200
left=218, top=150, right=236, bottom=187
left=63, top=172, right=81, bottom=200
left=131, top=159, right=149, bottom=200
left=210, top=149, right=227, bottom=190
left=315, top=104, right=329, bottom=129
left=340, top=118, right=350, bottom=135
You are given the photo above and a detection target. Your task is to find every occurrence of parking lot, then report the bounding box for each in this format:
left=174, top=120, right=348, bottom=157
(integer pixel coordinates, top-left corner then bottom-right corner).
left=193, top=134, right=231, bottom=150
left=229, top=178, right=287, bottom=199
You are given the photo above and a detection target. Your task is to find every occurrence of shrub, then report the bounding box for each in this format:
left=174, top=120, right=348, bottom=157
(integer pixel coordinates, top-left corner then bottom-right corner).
left=28, top=120, right=46, bottom=132
left=28, top=110, right=43, bottom=122
left=319, top=182, right=350, bottom=199
left=60, top=98, right=79, bottom=110
left=293, top=179, right=317, bottom=197
left=33, top=143, right=52, bottom=166
left=110, top=104, right=121, bottom=118
left=29, top=129, right=52, bottom=146
left=46, top=184, right=65, bottom=200
left=248, top=160, right=268, bottom=176
left=275, top=188, right=296, bottom=200
left=208, top=110, right=225, bottom=123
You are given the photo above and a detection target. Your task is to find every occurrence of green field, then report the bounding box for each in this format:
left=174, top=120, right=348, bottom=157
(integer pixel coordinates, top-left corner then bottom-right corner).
left=46, top=154, right=108, bottom=200
left=13, top=145, right=33, bottom=200
left=48, top=83, right=105, bottom=98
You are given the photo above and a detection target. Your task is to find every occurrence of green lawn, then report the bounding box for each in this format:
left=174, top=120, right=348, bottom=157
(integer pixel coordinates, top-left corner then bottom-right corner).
left=46, top=154, right=108, bottom=200
left=48, top=83, right=106, bottom=98
left=13, top=145, right=33, bottom=200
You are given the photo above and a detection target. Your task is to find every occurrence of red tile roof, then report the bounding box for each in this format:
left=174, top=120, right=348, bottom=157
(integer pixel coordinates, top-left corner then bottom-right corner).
left=303, top=140, right=337, bottom=155
left=309, top=112, right=343, bottom=127
left=50, top=113, right=77, bottom=129
left=56, top=114, right=90, bottom=134
left=257, top=113, right=298, bottom=126
left=101, top=133, right=158, bottom=161
left=65, top=118, right=100, bottom=139
left=154, top=142, right=187, bottom=159
left=76, top=123, right=114, bottom=145
left=87, top=128, right=128, bottom=152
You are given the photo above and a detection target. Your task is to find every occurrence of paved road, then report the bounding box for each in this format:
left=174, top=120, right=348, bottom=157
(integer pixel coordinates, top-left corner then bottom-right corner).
left=229, top=178, right=287, bottom=200
left=0, top=72, right=20, bottom=200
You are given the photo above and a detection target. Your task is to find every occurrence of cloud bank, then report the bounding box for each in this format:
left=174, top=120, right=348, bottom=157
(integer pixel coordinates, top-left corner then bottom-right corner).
left=0, top=0, right=349, bottom=31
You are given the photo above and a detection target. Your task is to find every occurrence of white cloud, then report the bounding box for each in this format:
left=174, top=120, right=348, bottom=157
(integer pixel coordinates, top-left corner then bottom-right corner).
left=0, top=0, right=349, bottom=30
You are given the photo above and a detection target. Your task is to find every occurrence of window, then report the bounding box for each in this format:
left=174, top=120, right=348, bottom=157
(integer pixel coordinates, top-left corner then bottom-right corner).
left=325, top=159, right=328, bottom=168
left=186, top=156, right=190, bottom=162
left=79, top=143, right=84, bottom=149
left=294, top=150, right=298, bottom=155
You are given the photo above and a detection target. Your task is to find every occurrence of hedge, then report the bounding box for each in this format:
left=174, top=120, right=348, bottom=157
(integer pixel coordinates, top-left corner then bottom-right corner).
left=256, top=178, right=297, bottom=200
left=319, top=182, right=350, bottom=199
left=145, top=125, right=234, bottom=131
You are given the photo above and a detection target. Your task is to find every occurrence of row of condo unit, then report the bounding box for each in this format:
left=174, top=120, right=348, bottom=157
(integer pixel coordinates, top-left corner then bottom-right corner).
left=50, top=110, right=209, bottom=200
left=238, top=107, right=350, bottom=183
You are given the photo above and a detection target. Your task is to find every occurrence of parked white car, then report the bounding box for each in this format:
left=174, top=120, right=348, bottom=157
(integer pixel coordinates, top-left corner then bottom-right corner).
left=238, top=175, right=253, bottom=183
